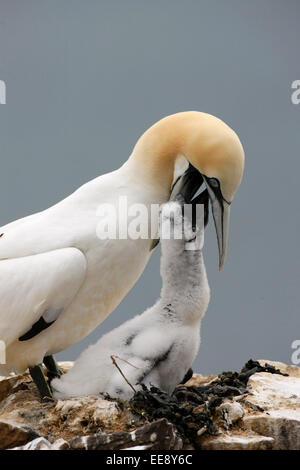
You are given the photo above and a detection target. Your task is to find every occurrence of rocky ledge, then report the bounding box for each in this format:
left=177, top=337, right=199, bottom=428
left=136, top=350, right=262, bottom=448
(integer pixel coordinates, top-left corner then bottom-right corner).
left=0, top=359, right=299, bottom=451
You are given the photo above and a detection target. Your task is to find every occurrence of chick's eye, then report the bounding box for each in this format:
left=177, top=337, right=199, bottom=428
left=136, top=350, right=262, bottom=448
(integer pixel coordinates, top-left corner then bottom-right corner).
left=209, top=178, right=219, bottom=188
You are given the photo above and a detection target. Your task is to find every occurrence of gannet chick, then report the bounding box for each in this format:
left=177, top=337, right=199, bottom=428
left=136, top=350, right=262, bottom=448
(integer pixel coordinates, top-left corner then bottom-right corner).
left=52, top=200, right=210, bottom=400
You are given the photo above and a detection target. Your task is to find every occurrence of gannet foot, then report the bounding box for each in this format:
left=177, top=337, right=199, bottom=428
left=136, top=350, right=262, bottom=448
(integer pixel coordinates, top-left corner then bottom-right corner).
left=180, top=368, right=194, bottom=384
left=29, top=363, right=53, bottom=399
left=43, top=355, right=63, bottom=381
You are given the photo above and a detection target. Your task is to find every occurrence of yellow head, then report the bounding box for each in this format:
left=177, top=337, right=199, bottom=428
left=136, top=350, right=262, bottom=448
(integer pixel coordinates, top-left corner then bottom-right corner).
left=183, top=112, right=244, bottom=203
left=130, top=111, right=245, bottom=269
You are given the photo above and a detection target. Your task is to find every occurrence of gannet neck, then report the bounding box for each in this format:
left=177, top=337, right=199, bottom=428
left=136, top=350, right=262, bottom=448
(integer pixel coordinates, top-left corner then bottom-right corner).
left=127, top=111, right=244, bottom=202
left=157, top=200, right=210, bottom=325
left=160, top=249, right=210, bottom=324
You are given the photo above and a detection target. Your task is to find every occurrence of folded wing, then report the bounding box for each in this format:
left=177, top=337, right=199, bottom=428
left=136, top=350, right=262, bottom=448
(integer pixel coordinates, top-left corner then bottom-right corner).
left=0, top=247, right=87, bottom=347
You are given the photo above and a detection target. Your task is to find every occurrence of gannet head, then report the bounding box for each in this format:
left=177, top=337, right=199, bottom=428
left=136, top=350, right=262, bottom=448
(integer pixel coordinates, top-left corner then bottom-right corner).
left=130, top=111, right=245, bottom=270
left=171, top=114, right=244, bottom=270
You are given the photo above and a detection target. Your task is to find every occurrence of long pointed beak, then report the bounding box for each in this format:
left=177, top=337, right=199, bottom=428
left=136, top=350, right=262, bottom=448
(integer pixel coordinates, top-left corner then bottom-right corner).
left=170, top=164, right=231, bottom=270
left=209, top=194, right=230, bottom=271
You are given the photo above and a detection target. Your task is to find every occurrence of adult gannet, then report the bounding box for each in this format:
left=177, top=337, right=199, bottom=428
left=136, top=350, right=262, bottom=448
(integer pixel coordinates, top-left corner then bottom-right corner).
left=52, top=199, right=210, bottom=399
left=0, top=111, right=244, bottom=398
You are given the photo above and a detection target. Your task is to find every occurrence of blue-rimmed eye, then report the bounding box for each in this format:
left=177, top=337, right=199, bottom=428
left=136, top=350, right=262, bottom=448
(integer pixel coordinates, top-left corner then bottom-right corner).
left=209, top=178, right=219, bottom=188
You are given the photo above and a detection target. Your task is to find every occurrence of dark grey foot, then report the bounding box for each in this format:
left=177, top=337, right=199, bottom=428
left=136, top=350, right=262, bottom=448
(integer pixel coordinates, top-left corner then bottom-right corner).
left=29, top=364, right=53, bottom=399
left=180, top=368, right=194, bottom=384
left=43, top=355, right=63, bottom=381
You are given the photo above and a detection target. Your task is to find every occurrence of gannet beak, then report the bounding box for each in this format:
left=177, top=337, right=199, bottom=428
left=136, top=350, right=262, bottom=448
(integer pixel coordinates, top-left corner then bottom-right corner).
left=170, top=164, right=205, bottom=203
left=211, top=197, right=230, bottom=271
left=170, top=164, right=231, bottom=271
left=203, top=177, right=231, bottom=271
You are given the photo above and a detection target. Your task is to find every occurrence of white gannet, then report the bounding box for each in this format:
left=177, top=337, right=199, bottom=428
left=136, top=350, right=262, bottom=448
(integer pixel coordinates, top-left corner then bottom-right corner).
left=52, top=199, right=210, bottom=400
left=0, top=111, right=244, bottom=397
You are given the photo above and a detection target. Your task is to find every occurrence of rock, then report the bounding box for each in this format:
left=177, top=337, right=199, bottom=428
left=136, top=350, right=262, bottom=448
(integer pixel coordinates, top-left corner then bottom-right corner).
left=200, top=433, right=274, bottom=450
left=0, top=375, right=19, bottom=402
left=11, top=437, right=53, bottom=450
left=185, top=373, right=217, bottom=387
left=52, top=438, right=70, bottom=450
left=0, top=365, right=138, bottom=448
left=69, top=418, right=183, bottom=450
left=217, top=401, right=244, bottom=426
left=9, top=419, right=182, bottom=450
left=12, top=437, right=70, bottom=450
left=246, top=371, right=300, bottom=412
left=57, top=362, right=75, bottom=374
left=0, top=418, right=38, bottom=449
left=258, top=359, right=300, bottom=378
left=91, top=399, right=120, bottom=425
left=196, top=360, right=300, bottom=450
left=243, top=371, right=300, bottom=449
left=54, top=395, right=122, bottom=431
left=244, top=414, right=300, bottom=450
left=0, top=359, right=299, bottom=450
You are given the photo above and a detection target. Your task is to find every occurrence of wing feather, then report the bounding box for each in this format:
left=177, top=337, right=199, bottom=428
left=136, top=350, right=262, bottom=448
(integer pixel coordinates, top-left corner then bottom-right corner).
left=0, top=247, right=87, bottom=347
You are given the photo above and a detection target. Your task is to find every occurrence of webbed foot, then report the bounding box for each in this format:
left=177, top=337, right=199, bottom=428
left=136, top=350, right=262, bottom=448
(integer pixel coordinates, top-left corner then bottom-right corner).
left=43, top=355, right=63, bottom=381
left=29, top=364, right=53, bottom=399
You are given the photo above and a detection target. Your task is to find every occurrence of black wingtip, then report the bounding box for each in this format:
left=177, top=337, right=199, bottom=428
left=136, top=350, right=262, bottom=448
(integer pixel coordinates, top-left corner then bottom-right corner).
left=19, top=317, right=54, bottom=341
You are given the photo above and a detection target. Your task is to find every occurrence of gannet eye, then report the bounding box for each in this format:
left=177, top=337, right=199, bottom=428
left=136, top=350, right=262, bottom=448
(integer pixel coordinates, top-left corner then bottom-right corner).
left=209, top=178, right=219, bottom=188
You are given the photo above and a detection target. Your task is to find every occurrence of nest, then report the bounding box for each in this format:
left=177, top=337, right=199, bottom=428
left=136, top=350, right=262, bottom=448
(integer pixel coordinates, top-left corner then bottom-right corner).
left=129, top=359, right=285, bottom=447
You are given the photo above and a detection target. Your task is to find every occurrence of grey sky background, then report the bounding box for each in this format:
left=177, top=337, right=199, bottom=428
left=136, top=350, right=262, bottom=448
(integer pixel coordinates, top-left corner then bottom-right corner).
left=0, top=0, right=299, bottom=374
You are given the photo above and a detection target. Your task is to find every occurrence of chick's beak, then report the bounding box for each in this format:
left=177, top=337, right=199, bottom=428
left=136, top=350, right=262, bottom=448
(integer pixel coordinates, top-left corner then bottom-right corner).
left=170, top=164, right=205, bottom=203
left=170, top=164, right=208, bottom=226
left=170, top=164, right=231, bottom=271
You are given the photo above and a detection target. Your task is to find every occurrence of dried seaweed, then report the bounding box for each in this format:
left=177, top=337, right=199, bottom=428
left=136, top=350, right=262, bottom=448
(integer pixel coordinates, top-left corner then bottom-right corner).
left=129, top=359, right=287, bottom=448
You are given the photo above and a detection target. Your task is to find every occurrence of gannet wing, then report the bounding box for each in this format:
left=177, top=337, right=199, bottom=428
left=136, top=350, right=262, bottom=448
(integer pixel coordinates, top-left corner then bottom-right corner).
left=0, top=247, right=87, bottom=347
left=0, top=209, right=77, bottom=261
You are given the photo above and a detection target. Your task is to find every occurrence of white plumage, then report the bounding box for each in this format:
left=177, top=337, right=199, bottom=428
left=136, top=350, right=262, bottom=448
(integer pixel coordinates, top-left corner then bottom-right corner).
left=52, top=200, right=210, bottom=400
left=0, top=165, right=162, bottom=374
left=0, top=111, right=243, bottom=380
